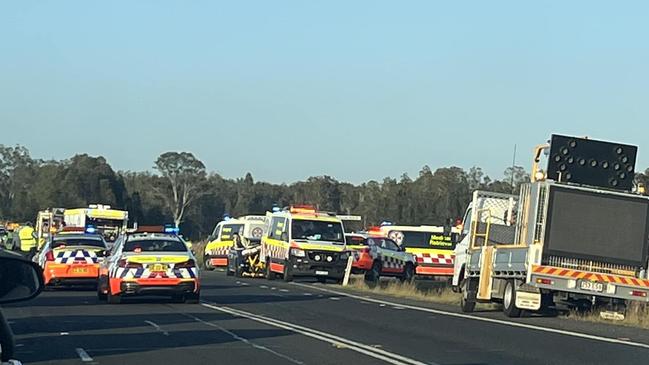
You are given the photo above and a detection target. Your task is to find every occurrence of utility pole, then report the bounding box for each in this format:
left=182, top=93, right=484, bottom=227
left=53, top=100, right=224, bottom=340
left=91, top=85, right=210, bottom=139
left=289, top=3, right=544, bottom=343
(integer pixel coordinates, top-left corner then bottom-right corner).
left=510, top=144, right=517, bottom=193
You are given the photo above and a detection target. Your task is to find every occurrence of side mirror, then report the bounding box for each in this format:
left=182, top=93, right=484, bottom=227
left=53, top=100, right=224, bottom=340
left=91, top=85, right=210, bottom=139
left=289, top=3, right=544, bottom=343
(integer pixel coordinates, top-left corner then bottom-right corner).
left=0, top=252, right=44, bottom=304
left=400, top=245, right=407, bottom=252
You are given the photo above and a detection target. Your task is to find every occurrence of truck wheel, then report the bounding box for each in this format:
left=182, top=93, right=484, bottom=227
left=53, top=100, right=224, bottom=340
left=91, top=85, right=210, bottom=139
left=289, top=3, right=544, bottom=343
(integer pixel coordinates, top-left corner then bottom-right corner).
left=460, top=278, right=477, bottom=313
left=364, top=261, right=381, bottom=285
left=400, top=264, right=415, bottom=283
left=265, top=258, right=275, bottom=280
left=283, top=261, right=293, bottom=282
left=503, top=280, right=522, bottom=317
left=204, top=256, right=215, bottom=271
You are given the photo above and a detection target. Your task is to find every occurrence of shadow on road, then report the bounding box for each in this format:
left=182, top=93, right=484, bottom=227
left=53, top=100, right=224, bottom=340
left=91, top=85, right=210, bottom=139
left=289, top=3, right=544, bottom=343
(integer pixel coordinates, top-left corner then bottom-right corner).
left=16, top=328, right=294, bottom=363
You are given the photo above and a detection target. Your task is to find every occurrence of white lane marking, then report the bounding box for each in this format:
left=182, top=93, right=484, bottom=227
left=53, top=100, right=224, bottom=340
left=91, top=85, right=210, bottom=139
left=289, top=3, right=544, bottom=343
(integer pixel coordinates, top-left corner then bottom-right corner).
left=180, top=312, right=304, bottom=365
left=279, top=289, right=289, bottom=292
left=144, top=320, right=169, bottom=336
left=303, top=293, right=312, bottom=296
left=60, top=332, right=69, bottom=336
left=201, top=302, right=434, bottom=365
left=75, top=348, right=93, bottom=362
left=293, top=283, right=649, bottom=350
left=329, top=297, right=341, bottom=301
left=260, top=285, right=268, bottom=289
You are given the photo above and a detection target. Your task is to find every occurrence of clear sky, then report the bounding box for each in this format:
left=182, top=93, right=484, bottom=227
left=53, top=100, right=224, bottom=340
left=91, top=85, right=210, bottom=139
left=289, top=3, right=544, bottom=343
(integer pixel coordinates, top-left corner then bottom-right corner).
left=1, top=1, right=647, bottom=184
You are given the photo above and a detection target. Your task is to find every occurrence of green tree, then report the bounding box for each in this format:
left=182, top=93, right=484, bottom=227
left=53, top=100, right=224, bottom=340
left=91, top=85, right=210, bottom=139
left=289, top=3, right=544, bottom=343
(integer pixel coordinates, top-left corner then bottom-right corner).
left=153, top=152, right=207, bottom=227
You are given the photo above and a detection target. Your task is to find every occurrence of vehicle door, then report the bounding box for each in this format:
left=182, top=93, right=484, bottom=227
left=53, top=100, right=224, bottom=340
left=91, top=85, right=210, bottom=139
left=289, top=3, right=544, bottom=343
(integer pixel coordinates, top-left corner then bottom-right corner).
left=379, top=238, right=404, bottom=273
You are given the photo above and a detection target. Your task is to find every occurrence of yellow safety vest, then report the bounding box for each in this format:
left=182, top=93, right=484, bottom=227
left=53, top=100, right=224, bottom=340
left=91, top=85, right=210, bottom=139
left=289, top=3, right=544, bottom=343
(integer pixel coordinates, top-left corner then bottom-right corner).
left=18, top=226, right=36, bottom=251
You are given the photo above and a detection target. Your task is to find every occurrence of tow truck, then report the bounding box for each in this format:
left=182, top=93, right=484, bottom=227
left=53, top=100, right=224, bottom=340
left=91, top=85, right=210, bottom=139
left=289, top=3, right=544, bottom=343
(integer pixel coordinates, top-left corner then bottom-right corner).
left=453, top=134, right=649, bottom=317
left=64, top=204, right=128, bottom=244
left=203, top=215, right=268, bottom=270
left=261, top=205, right=350, bottom=283
left=368, top=224, right=458, bottom=279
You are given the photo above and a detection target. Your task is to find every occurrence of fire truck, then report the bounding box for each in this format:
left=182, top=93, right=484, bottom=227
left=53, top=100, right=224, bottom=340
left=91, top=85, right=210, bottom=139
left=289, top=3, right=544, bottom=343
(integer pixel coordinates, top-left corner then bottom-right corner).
left=453, top=135, right=649, bottom=318
left=64, top=204, right=128, bottom=244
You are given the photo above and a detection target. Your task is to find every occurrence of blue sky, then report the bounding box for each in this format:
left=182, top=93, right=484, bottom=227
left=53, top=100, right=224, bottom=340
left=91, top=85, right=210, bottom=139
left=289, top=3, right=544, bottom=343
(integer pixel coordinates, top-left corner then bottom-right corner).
left=1, top=1, right=648, bottom=184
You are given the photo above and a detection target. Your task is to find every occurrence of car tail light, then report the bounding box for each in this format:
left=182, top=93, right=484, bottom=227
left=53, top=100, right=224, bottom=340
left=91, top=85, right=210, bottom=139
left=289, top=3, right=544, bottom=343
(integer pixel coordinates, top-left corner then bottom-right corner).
left=175, top=259, right=196, bottom=268
left=45, top=250, right=55, bottom=262
left=118, top=258, right=142, bottom=268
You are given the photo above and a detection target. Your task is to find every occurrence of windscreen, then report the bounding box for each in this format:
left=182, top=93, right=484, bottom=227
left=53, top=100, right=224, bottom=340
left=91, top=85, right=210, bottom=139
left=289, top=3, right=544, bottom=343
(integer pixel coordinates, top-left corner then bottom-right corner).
left=52, top=237, right=106, bottom=249
left=220, top=224, right=244, bottom=240
left=291, top=219, right=345, bottom=243
left=545, top=186, right=649, bottom=266
left=389, top=230, right=457, bottom=250
left=345, top=235, right=367, bottom=246
left=123, top=239, right=187, bottom=252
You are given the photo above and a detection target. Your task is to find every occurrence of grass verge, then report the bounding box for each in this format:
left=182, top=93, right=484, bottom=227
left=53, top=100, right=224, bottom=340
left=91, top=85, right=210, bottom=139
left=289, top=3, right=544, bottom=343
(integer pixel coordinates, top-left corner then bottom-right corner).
left=343, top=277, right=461, bottom=305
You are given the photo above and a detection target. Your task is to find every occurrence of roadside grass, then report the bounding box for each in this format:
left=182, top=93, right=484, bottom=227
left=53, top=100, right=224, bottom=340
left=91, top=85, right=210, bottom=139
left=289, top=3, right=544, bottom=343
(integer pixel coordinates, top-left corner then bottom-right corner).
left=564, top=304, right=649, bottom=330
left=193, top=240, right=208, bottom=269
left=343, top=276, right=462, bottom=306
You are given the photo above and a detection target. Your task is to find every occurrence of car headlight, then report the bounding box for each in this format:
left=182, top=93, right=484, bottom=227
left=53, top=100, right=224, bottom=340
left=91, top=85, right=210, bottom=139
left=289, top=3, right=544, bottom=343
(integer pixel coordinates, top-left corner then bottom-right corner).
left=290, top=248, right=306, bottom=257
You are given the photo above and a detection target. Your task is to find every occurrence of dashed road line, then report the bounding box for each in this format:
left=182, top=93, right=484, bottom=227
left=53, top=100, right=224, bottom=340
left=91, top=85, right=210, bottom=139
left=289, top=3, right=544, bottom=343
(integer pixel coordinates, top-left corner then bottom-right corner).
left=144, top=320, right=169, bottom=336
left=75, top=348, right=94, bottom=362
left=200, top=302, right=434, bottom=365
left=180, top=312, right=304, bottom=364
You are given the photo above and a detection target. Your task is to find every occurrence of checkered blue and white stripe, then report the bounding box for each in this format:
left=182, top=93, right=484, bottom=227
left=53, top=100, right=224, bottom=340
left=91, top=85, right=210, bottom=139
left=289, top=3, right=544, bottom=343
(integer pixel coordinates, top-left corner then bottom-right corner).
left=114, top=265, right=198, bottom=280
left=55, top=250, right=100, bottom=264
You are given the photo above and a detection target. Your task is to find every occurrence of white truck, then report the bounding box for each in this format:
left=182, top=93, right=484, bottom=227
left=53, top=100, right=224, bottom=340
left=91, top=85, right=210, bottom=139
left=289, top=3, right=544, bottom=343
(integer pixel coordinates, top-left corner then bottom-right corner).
left=453, top=135, right=649, bottom=318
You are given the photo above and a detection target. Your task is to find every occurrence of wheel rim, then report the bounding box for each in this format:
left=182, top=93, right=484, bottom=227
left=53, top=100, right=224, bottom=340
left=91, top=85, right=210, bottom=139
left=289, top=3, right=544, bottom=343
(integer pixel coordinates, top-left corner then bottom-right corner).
left=504, top=282, right=513, bottom=309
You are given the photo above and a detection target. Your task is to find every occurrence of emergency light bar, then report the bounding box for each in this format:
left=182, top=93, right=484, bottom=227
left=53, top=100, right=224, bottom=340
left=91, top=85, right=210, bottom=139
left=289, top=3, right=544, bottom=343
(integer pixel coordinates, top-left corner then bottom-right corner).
left=289, top=205, right=317, bottom=214
left=134, top=225, right=179, bottom=234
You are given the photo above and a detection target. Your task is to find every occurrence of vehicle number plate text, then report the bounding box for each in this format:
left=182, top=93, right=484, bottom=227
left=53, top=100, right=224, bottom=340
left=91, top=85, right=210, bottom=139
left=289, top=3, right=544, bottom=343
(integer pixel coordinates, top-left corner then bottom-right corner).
left=315, top=270, right=328, bottom=276
left=152, top=264, right=167, bottom=272
left=72, top=267, right=88, bottom=274
left=580, top=281, right=604, bottom=292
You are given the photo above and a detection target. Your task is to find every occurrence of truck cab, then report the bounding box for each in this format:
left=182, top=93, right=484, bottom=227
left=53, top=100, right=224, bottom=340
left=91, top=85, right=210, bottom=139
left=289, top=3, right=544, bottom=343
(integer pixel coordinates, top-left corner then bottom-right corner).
left=261, top=205, right=350, bottom=283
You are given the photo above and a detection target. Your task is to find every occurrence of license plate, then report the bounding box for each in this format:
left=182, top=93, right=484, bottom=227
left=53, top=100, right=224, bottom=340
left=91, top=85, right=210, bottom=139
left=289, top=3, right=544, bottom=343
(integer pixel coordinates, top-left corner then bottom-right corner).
left=580, top=280, right=604, bottom=292
left=315, top=270, right=328, bottom=276
left=152, top=264, right=168, bottom=272
left=72, top=267, right=88, bottom=274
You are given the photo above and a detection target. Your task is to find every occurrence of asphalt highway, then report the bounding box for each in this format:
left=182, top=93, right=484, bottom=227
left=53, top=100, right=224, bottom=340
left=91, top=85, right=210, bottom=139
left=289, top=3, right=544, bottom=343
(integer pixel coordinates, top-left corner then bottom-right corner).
left=3, top=271, right=649, bottom=364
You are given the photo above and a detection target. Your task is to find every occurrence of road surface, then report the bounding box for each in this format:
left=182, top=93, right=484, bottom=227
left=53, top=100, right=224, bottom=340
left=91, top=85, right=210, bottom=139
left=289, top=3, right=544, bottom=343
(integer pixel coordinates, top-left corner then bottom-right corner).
left=3, top=271, right=649, bottom=364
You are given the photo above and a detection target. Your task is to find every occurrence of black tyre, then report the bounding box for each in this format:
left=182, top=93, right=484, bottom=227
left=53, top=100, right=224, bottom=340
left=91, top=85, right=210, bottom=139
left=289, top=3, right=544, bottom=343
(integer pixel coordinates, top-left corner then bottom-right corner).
left=186, top=292, right=200, bottom=304
left=503, top=280, right=522, bottom=318
left=283, top=261, right=293, bottom=282
left=364, top=261, right=381, bottom=284
left=400, top=264, right=415, bottom=283
left=107, top=289, right=121, bottom=305
left=460, top=278, right=477, bottom=313
left=265, top=258, right=275, bottom=280
left=97, top=276, right=108, bottom=301
left=204, top=256, right=215, bottom=271
left=226, top=267, right=234, bottom=276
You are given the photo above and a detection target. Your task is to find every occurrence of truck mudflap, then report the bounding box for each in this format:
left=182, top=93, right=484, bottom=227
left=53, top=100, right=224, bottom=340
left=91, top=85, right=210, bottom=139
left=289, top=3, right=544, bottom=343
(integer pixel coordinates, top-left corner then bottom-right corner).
left=515, top=290, right=541, bottom=310
left=531, top=265, right=649, bottom=302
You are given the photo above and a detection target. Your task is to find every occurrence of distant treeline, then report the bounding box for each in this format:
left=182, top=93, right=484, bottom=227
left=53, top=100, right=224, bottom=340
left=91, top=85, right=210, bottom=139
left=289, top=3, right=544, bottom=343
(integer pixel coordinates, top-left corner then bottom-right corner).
left=0, top=144, right=568, bottom=240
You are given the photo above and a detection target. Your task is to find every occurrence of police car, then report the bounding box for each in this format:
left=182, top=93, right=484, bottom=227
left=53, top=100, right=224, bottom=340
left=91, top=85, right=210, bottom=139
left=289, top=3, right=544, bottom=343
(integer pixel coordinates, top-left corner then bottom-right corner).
left=97, top=226, right=200, bottom=304
left=35, top=228, right=108, bottom=287
left=346, top=233, right=416, bottom=283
